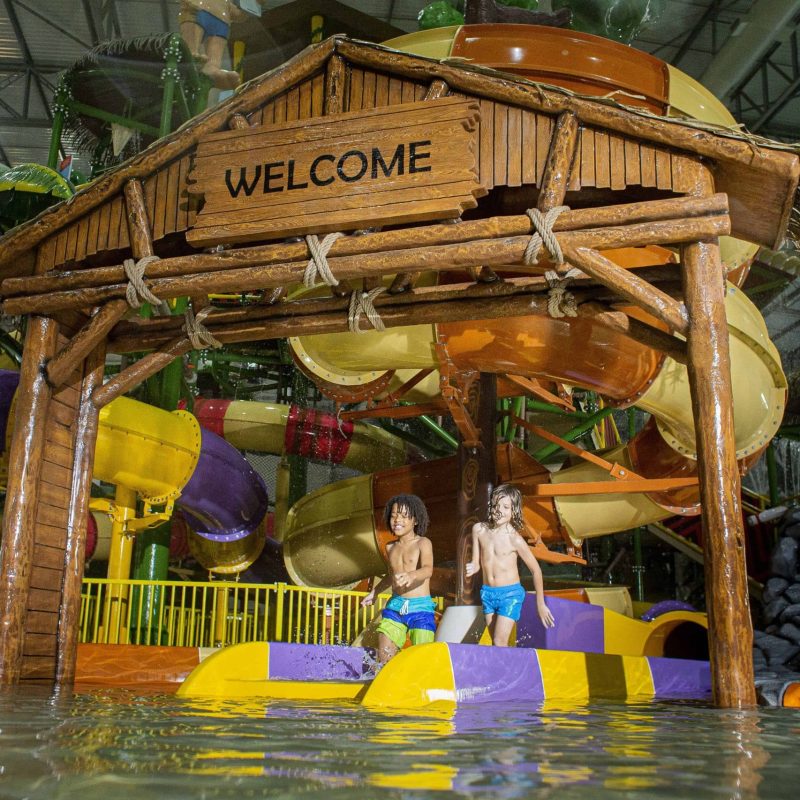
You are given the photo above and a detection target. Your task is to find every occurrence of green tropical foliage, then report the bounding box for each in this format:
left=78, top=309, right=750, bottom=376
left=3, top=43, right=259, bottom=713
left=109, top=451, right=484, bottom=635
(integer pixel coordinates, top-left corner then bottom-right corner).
left=418, top=1, right=464, bottom=29
left=0, top=163, right=75, bottom=234
left=552, top=0, right=665, bottom=44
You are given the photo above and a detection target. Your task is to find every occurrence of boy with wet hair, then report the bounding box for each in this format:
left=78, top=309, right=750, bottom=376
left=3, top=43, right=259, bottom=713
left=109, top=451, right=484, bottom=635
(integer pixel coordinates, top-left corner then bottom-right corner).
left=361, top=494, right=435, bottom=663
left=466, top=483, right=555, bottom=646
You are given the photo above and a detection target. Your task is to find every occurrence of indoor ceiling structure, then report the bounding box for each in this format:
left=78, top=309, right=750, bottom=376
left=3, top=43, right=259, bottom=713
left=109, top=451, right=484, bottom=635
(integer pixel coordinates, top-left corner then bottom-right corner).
left=2, top=1, right=800, bottom=170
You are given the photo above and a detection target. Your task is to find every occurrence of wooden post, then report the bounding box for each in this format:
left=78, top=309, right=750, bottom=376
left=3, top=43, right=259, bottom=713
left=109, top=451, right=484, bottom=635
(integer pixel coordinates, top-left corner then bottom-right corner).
left=682, top=239, right=756, bottom=708
left=56, top=344, right=106, bottom=684
left=0, top=316, right=58, bottom=684
left=538, top=110, right=579, bottom=212
left=324, top=53, right=347, bottom=115
left=455, top=372, right=497, bottom=605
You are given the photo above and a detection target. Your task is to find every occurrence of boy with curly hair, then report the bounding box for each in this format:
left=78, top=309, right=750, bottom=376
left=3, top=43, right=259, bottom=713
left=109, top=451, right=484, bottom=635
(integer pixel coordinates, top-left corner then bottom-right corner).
left=361, top=494, right=435, bottom=663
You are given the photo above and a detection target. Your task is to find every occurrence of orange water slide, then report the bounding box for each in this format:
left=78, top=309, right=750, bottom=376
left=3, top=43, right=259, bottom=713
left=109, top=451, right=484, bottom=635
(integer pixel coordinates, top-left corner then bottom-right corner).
left=282, top=279, right=784, bottom=587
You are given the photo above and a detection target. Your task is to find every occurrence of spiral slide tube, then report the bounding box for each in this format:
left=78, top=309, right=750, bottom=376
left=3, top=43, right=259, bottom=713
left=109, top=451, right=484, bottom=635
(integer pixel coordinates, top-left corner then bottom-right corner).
left=281, top=282, right=785, bottom=588
left=0, top=377, right=269, bottom=573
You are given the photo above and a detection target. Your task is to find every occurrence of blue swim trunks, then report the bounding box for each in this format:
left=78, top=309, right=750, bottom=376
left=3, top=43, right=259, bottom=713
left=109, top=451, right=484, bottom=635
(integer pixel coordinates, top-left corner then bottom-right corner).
left=197, top=10, right=230, bottom=39
left=480, top=583, right=526, bottom=621
left=377, top=595, right=437, bottom=649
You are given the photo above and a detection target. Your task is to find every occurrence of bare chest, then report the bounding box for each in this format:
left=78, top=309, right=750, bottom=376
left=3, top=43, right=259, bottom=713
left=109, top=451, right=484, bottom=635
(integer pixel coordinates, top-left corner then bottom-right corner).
left=388, top=542, right=420, bottom=571
left=481, top=532, right=516, bottom=560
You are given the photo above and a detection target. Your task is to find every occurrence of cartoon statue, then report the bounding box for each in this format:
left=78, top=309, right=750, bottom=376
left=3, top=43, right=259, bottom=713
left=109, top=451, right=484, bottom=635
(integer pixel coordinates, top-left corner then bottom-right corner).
left=178, top=0, right=243, bottom=90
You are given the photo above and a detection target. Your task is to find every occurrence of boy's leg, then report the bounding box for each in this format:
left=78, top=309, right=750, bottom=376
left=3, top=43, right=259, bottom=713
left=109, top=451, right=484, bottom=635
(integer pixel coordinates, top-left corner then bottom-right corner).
left=484, top=613, right=496, bottom=644
left=491, top=615, right=514, bottom=647
left=179, top=19, right=205, bottom=59
left=376, top=631, right=400, bottom=663
left=375, top=616, right=407, bottom=663
left=408, top=628, right=435, bottom=646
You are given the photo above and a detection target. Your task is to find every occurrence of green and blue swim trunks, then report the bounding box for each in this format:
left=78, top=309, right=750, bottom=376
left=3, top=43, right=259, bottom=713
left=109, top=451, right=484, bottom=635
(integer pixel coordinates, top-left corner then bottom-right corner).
left=480, top=583, right=527, bottom=621
left=376, top=595, right=437, bottom=649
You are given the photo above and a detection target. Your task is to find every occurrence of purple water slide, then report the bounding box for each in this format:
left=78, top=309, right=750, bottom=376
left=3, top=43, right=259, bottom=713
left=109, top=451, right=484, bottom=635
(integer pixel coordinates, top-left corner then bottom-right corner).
left=0, top=369, right=267, bottom=543
left=177, top=425, right=269, bottom=542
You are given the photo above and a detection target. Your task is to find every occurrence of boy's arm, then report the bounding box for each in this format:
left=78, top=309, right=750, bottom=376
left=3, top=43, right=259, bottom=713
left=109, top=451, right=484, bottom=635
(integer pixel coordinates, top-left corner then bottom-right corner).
left=361, top=572, right=393, bottom=606
left=516, top=535, right=555, bottom=628
left=395, top=538, right=434, bottom=589
left=465, top=522, right=482, bottom=577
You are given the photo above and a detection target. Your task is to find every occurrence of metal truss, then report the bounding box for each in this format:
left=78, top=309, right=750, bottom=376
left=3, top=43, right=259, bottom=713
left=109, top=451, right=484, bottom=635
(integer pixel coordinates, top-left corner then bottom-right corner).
left=0, top=0, right=174, bottom=165
left=729, top=30, right=800, bottom=138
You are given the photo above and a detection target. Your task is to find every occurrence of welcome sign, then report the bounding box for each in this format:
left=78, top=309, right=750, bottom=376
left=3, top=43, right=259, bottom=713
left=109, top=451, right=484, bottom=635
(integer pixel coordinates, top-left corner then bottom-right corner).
left=186, top=98, right=485, bottom=246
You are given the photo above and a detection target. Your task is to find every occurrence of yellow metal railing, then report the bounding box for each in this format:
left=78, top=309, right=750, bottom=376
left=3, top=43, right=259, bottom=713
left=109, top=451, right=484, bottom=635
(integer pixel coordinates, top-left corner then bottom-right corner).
left=80, top=579, right=444, bottom=648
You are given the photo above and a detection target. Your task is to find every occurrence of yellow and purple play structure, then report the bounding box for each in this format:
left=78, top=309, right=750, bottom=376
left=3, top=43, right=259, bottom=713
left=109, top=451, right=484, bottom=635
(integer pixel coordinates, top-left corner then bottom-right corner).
left=177, top=593, right=712, bottom=705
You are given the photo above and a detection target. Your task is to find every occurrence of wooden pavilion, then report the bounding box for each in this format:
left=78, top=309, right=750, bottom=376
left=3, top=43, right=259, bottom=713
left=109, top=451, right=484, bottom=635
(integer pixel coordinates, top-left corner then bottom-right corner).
left=0, top=35, right=797, bottom=707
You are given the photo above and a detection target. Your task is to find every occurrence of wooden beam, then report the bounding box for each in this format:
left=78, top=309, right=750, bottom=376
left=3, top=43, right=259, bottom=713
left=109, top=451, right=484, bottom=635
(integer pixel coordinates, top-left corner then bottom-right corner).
left=3, top=214, right=729, bottom=317
left=526, top=478, right=699, bottom=495
left=0, top=316, right=58, bottom=684
left=325, top=53, right=347, bottom=115
left=91, top=337, right=191, bottom=408
left=562, top=244, right=690, bottom=335
left=682, top=238, right=755, bottom=708
left=56, top=344, right=105, bottom=685
left=123, top=178, right=155, bottom=260
left=228, top=112, right=251, bottom=130
left=107, top=272, right=684, bottom=353
left=425, top=79, right=449, bottom=100
left=597, top=307, right=688, bottom=365
left=46, top=300, right=127, bottom=388
left=2, top=194, right=727, bottom=299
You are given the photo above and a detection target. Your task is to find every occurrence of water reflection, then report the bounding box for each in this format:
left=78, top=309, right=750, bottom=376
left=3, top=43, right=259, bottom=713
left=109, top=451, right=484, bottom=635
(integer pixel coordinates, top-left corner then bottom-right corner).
left=0, top=687, right=796, bottom=799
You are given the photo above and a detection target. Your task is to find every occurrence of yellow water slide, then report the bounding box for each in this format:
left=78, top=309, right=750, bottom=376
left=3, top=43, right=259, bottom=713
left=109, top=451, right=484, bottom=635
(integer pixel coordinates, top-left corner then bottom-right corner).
left=191, top=397, right=416, bottom=475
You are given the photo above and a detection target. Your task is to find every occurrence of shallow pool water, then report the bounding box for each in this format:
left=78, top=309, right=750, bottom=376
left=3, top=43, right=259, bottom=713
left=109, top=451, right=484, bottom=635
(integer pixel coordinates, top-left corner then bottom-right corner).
left=1, top=687, right=798, bottom=799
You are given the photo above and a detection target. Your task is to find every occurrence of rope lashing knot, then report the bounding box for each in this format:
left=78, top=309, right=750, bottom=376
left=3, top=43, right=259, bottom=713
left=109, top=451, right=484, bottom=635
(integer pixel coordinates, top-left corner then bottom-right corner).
left=183, top=306, right=222, bottom=350
left=523, top=206, right=569, bottom=266
left=544, top=267, right=582, bottom=318
left=304, top=232, right=343, bottom=288
left=348, top=287, right=386, bottom=334
left=123, top=255, right=170, bottom=315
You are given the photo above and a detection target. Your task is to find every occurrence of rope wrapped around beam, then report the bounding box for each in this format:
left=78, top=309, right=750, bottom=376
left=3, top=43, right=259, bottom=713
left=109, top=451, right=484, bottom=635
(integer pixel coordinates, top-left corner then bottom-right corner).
left=348, top=287, right=386, bottom=333
left=523, top=206, right=569, bottom=266
left=304, top=232, right=344, bottom=288
left=183, top=305, right=222, bottom=350
left=123, top=255, right=170, bottom=315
